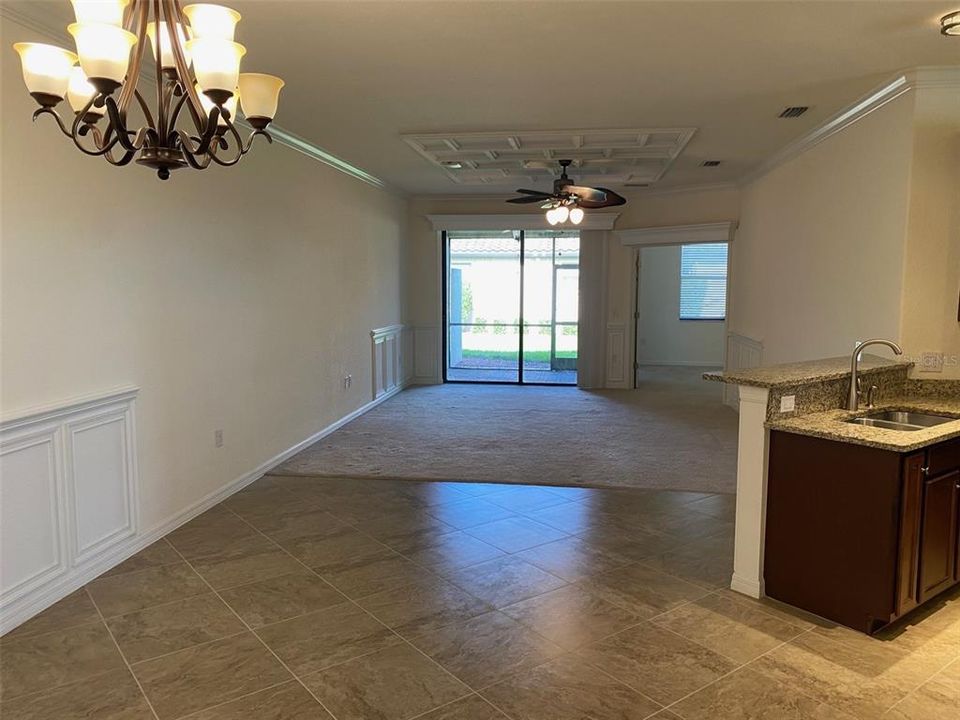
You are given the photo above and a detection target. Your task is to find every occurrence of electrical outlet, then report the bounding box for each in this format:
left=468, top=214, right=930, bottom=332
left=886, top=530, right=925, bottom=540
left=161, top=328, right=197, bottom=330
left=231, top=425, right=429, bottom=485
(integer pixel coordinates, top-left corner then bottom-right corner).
left=919, top=352, right=944, bottom=373
left=779, top=395, right=796, bottom=413
left=214, top=429, right=224, bottom=448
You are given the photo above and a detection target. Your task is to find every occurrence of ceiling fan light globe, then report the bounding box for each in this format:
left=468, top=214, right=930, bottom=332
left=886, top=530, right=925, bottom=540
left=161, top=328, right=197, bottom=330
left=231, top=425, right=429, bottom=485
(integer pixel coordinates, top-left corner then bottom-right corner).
left=546, top=208, right=559, bottom=226
left=569, top=207, right=585, bottom=225
left=13, top=42, right=77, bottom=99
left=554, top=205, right=569, bottom=223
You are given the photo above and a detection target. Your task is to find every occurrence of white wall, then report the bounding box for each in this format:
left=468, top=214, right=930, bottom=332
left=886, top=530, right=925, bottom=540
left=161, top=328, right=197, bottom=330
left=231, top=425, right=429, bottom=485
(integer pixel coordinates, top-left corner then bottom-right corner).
left=729, top=93, right=915, bottom=365
left=638, top=245, right=725, bottom=366
left=1, top=16, right=409, bottom=535
left=899, top=87, right=960, bottom=379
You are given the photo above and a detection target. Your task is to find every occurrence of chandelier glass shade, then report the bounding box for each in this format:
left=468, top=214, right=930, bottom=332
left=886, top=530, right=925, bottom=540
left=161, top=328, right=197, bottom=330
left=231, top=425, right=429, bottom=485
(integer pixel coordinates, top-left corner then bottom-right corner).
left=12, top=1, right=285, bottom=180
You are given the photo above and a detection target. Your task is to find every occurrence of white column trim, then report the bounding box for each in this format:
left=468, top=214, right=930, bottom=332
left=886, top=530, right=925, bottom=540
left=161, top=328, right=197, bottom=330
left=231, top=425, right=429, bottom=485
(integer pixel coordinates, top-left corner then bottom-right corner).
left=730, top=384, right=770, bottom=599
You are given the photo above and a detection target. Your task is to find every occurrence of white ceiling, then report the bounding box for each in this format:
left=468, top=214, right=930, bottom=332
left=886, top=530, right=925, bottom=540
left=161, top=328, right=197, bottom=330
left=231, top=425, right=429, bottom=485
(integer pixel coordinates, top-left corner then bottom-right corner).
left=6, top=1, right=960, bottom=195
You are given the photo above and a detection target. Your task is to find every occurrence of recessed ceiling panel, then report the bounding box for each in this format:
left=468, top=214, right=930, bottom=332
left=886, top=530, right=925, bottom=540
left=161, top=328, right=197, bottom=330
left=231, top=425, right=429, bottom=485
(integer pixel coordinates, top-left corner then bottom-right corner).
left=402, top=128, right=696, bottom=186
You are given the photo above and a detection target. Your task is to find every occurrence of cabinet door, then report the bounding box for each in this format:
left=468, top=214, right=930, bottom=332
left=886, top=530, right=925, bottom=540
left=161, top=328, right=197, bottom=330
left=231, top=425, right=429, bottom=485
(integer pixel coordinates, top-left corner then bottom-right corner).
left=896, top=453, right=925, bottom=616
left=918, top=469, right=960, bottom=603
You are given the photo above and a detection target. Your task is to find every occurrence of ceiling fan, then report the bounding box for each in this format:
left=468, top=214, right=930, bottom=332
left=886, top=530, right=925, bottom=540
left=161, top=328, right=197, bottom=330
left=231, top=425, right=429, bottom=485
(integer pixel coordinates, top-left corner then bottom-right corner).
left=506, top=159, right=627, bottom=225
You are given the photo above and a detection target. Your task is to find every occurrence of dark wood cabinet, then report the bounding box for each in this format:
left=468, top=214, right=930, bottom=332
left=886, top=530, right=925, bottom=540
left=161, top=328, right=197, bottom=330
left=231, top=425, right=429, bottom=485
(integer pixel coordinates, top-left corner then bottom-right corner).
left=766, top=433, right=960, bottom=634
left=917, top=469, right=959, bottom=602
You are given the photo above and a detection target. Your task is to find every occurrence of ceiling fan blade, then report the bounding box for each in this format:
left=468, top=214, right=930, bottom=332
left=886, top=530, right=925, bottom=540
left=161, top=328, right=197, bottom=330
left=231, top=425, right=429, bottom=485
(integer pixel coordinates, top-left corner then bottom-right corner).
left=507, top=195, right=551, bottom=204
left=515, top=188, right=553, bottom=197
left=576, top=188, right=627, bottom=209
left=565, top=185, right=607, bottom=203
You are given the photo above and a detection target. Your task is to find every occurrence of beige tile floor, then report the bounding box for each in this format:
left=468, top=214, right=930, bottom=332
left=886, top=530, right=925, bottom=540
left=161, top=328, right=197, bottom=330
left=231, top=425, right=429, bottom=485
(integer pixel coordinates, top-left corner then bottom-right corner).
left=1, top=475, right=957, bottom=720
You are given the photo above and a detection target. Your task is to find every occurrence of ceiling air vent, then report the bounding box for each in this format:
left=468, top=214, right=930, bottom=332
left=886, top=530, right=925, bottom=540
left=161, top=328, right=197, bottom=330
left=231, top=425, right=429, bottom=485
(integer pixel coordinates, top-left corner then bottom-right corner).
left=701, top=160, right=722, bottom=167
left=779, top=106, right=809, bottom=118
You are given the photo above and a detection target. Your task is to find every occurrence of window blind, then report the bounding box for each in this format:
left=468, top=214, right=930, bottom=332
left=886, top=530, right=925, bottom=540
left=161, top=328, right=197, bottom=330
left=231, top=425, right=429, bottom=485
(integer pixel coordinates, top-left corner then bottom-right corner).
left=679, top=243, right=728, bottom=320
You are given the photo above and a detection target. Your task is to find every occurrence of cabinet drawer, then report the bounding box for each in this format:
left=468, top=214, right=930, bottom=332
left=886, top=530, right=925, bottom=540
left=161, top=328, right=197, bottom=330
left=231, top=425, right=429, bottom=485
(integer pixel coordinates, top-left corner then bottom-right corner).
left=928, top=438, right=960, bottom=477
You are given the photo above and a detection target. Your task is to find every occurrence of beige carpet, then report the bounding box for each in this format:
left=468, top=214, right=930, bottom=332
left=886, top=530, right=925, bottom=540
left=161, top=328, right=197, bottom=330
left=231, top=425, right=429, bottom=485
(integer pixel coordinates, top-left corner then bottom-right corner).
left=275, top=366, right=738, bottom=493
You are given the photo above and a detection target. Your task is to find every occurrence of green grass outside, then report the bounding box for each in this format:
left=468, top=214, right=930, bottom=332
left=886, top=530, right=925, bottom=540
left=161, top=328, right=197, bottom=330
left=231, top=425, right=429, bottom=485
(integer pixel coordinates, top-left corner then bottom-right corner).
left=462, top=349, right=577, bottom=361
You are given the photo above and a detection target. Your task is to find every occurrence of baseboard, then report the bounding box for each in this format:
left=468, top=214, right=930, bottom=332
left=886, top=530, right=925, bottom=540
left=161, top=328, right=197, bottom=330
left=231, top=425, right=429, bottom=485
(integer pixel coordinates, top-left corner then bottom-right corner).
left=0, top=385, right=407, bottom=634
left=729, top=573, right=763, bottom=599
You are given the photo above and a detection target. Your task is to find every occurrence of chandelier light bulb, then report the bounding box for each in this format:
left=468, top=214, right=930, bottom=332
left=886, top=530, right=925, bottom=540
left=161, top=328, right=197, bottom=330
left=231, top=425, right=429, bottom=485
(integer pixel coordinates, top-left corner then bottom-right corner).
left=146, top=21, right=192, bottom=69
left=70, top=0, right=130, bottom=26
left=569, top=207, right=585, bottom=225
left=67, top=66, right=104, bottom=115
left=187, top=38, right=246, bottom=99
left=554, top=205, right=570, bottom=224
left=183, top=4, right=242, bottom=40
left=12, top=43, right=77, bottom=102
left=68, top=23, right=137, bottom=90
left=546, top=208, right=559, bottom=225
left=238, top=73, right=284, bottom=125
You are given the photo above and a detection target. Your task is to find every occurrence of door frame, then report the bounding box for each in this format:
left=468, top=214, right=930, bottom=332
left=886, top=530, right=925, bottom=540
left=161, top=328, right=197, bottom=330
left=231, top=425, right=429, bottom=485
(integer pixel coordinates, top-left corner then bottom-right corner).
left=441, top=229, right=579, bottom=386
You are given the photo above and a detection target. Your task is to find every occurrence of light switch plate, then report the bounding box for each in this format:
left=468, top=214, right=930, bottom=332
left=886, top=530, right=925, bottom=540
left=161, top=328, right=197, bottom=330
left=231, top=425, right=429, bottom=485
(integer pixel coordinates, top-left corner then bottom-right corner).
left=780, top=395, right=796, bottom=413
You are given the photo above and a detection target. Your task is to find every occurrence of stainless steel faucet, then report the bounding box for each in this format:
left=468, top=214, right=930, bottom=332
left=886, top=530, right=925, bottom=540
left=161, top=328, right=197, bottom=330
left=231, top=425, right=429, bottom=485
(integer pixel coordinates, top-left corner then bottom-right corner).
left=848, top=339, right=903, bottom=411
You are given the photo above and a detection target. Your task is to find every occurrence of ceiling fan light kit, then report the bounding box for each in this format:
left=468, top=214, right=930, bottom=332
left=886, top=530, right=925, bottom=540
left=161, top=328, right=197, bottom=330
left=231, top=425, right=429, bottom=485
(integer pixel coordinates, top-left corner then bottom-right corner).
left=507, top=159, right=627, bottom=226
left=942, top=11, right=960, bottom=36
left=12, top=0, right=284, bottom=180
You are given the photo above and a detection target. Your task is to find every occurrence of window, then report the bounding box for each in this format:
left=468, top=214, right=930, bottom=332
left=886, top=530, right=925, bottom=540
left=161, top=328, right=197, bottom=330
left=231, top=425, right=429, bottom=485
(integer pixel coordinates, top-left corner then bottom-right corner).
left=679, top=243, right=728, bottom=320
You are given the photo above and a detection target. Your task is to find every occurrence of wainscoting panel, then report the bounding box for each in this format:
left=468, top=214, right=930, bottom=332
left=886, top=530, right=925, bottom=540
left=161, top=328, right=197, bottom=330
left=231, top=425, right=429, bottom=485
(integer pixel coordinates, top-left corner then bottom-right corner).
left=371, top=325, right=406, bottom=400
left=414, top=326, right=440, bottom=383
left=606, top=323, right=628, bottom=387
left=0, top=388, right=138, bottom=621
left=0, top=425, right=66, bottom=610
left=725, top=332, right=764, bottom=410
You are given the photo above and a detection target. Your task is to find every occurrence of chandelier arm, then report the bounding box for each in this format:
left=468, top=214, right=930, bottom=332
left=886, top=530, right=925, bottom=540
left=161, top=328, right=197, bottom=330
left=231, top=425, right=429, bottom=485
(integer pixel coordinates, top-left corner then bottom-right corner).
left=242, top=129, right=273, bottom=155
left=166, top=0, right=207, bottom=132
left=118, top=0, right=149, bottom=114
left=91, top=127, right=137, bottom=166
left=133, top=89, right=157, bottom=130
left=208, top=114, right=246, bottom=166
left=175, top=137, right=215, bottom=170
left=66, top=97, right=124, bottom=156
left=32, top=107, right=72, bottom=138
left=103, top=96, right=150, bottom=153
left=166, top=90, right=190, bottom=143
left=170, top=106, right=219, bottom=156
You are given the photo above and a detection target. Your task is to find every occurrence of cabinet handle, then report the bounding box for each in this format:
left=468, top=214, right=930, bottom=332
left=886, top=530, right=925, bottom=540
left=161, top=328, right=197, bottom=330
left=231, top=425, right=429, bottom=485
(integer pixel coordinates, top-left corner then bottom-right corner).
left=920, top=466, right=930, bottom=476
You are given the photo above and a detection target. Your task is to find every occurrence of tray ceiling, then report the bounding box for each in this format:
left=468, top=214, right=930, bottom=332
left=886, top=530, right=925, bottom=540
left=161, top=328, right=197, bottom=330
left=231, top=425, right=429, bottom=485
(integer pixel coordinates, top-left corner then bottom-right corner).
left=402, top=128, right=696, bottom=187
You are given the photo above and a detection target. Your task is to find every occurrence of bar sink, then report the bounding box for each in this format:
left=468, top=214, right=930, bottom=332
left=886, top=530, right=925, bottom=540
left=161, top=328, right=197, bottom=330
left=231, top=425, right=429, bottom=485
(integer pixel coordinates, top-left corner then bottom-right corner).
left=846, top=410, right=955, bottom=431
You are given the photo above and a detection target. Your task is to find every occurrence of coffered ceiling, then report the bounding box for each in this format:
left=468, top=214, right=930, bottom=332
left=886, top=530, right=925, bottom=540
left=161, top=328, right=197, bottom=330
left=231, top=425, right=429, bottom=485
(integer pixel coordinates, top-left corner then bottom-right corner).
left=402, top=128, right=697, bottom=186
left=3, top=1, right=958, bottom=195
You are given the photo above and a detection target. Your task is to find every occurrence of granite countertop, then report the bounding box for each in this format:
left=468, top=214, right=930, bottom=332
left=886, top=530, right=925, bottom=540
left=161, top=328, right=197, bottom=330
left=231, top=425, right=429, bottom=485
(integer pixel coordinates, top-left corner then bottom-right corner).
left=768, top=396, right=960, bottom=452
left=703, top=355, right=911, bottom=389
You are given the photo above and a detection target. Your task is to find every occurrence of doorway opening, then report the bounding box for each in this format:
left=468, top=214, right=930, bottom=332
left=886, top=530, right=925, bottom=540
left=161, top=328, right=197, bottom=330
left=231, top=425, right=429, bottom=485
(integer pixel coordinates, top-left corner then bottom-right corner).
left=444, top=229, right=580, bottom=385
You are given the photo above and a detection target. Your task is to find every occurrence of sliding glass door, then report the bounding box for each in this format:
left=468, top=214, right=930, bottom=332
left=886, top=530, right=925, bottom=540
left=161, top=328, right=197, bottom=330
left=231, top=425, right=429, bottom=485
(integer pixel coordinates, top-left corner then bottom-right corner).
left=444, top=229, right=579, bottom=385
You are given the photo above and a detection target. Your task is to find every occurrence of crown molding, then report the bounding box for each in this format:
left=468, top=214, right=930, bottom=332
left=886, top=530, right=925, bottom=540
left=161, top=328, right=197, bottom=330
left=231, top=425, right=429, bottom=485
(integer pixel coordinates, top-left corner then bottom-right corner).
left=0, top=3, right=390, bottom=193
left=426, top=213, right=620, bottom=232
left=616, top=221, right=735, bottom=247
left=740, top=66, right=960, bottom=186
left=630, top=182, right=740, bottom=198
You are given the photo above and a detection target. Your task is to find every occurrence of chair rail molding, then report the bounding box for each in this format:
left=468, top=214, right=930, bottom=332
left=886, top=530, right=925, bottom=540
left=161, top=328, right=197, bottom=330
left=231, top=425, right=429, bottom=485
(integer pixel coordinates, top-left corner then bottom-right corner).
left=427, top=213, right=620, bottom=232
left=1, top=387, right=139, bottom=625
left=617, top=221, right=735, bottom=247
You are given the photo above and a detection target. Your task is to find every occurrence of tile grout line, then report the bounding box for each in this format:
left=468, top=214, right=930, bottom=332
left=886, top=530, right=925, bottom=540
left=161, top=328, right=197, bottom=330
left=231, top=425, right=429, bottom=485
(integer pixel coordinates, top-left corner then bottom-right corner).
left=222, top=506, right=483, bottom=709
left=83, top=586, right=163, bottom=720
left=162, top=537, right=346, bottom=720
left=883, top=649, right=960, bottom=714
left=172, top=679, right=294, bottom=720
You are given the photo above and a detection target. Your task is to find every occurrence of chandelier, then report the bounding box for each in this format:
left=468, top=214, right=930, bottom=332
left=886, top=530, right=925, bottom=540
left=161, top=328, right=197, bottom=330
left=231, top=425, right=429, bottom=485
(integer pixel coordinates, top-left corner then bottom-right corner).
left=12, top=1, right=284, bottom=180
